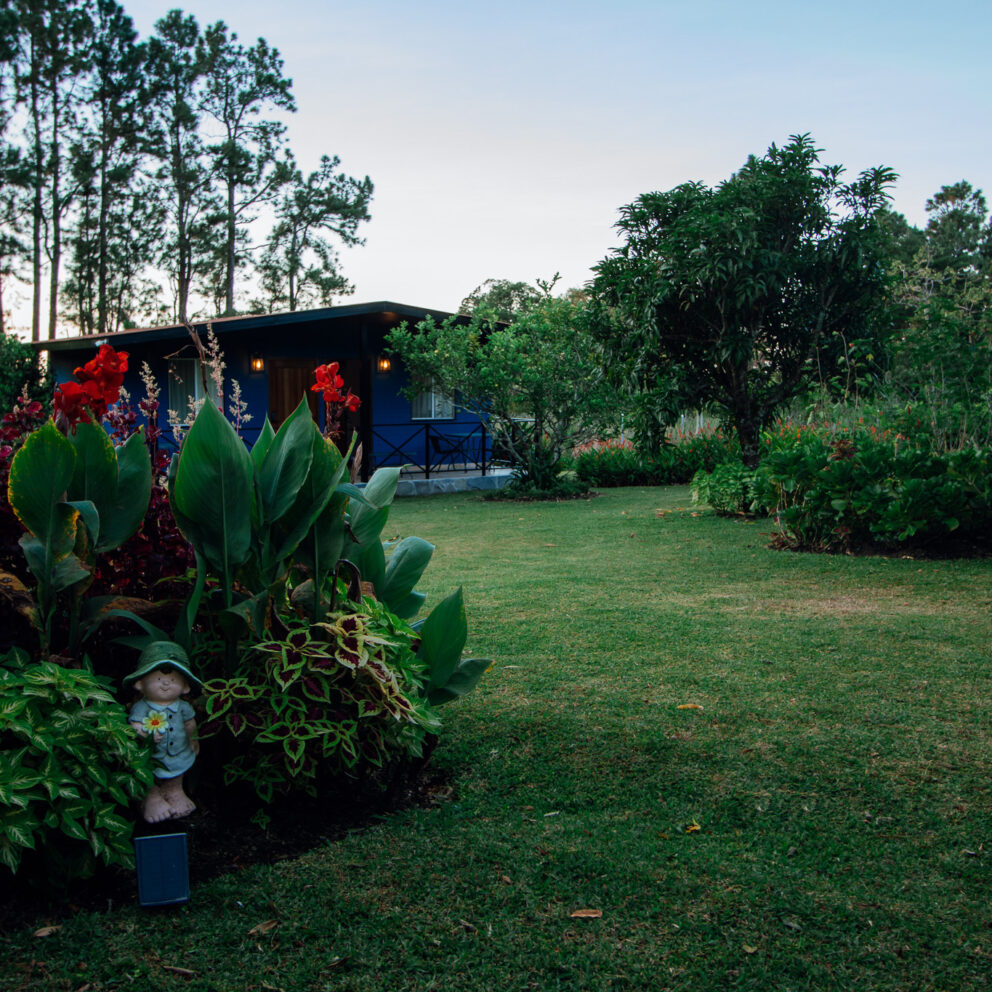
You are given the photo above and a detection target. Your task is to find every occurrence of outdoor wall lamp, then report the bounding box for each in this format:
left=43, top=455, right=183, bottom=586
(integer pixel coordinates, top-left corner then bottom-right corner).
left=250, top=354, right=265, bottom=373
left=376, top=355, right=392, bottom=373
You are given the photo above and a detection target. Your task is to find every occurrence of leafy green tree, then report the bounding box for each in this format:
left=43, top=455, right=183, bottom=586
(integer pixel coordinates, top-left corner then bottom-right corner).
left=0, top=331, right=52, bottom=412
left=253, top=155, right=372, bottom=312
left=11, top=0, right=95, bottom=341
left=458, top=278, right=543, bottom=322
left=62, top=0, right=162, bottom=335
left=593, top=134, right=896, bottom=466
left=386, top=295, right=616, bottom=490
left=145, top=10, right=216, bottom=323
left=921, top=182, right=992, bottom=277
left=888, top=183, right=992, bottom=447
left=198, top=22, right=295, bottom=315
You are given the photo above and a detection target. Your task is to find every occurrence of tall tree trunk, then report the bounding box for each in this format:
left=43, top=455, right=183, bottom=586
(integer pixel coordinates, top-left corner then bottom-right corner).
left=29, top=43, right=43, bottom=344
left=97, top=106, right=109, bottom=335
left=46, top=77, right=60, bottom=340
left=225, top=178, right=235, bottom=314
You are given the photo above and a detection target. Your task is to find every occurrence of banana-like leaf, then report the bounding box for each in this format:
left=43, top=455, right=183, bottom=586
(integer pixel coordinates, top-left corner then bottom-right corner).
left=385, top=589, right=427, bottom=621
left=250, top=417, right=276, bottom=470
left=347, top=467, right=401, bottom=548
left=352, top=539, right=386, bottom=599
left=51, top=553, right=91, bottom=593
left=7, top=421, right=76, bottom=545
left=274, top=424, right=351, bottom=565
left=257, top=398, right=315, bottom=525
left=428, top=657, right=492, bottom=706
left=419, top=586, right=468, bottom=692
left=99, top=431, right=152, bottom=552
left=66, top=500, right=99, bottom=547
left=66, top=421, right=117, bottom=518
left=380, top=537, right=434, bottom=610
left=171, top=400, right=254, bottom=601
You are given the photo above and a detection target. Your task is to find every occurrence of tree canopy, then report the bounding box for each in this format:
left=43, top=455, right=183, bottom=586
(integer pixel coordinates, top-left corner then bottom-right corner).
left=386, top=294, right=616, bottom=491
left=0, top=0, right=372, bottom=337
left=592, top=134, right=897, bottom=465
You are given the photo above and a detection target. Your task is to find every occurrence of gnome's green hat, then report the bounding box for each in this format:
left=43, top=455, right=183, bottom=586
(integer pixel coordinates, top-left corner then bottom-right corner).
left=124, top=641, right=201, bottom=694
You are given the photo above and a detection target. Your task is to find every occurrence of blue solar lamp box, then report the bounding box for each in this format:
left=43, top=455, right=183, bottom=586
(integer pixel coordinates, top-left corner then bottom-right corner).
left=134, top=833, right=190, bottom=907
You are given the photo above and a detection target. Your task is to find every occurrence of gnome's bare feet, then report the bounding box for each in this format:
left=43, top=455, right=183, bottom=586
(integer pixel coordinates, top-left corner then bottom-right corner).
left=141, top=785, right=174, bottom=824
left=159, top=775, right=196, bottom=819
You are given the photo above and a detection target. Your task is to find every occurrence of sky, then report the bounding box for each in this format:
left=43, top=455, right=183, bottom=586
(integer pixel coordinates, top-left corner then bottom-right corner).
left=16, top=0, right=992, bottom=324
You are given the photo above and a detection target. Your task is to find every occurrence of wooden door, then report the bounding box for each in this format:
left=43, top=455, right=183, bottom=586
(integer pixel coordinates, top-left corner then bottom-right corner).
left=268, top=359, right=319, bottom=429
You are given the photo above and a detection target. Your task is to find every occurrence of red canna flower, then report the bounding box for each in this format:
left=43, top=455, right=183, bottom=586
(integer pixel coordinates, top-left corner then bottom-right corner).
left=311, top=362, right=346, bottom=403
left=312, top=361, right=360, bottom=440
left=57, top=343, right=129, bottom=429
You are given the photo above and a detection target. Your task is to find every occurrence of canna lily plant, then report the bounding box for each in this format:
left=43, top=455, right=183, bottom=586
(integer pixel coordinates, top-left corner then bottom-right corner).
left=5, top=346, right=152, bottom=658
left=165, top=365, right=489, bottom=704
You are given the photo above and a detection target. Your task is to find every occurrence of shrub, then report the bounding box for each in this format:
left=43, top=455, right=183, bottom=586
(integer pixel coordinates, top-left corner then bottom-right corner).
left=0, top=649, right=153, bottom=880
left=755, top=429, right=992, bottom=551
left=574, top=429, right=740, bottom=487
left=198, top=605, right=440, bottom=802
left=690, top=462, right=759, bottom=515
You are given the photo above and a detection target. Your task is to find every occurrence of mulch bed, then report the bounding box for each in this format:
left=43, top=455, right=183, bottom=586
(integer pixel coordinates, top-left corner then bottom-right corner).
left=0, top=761, right=451, bottom=933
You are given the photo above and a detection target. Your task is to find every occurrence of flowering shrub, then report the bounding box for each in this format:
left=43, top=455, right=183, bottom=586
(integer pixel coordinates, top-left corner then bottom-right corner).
left=574, top=428, right=740, bottom=487
left=688, top=417, right=992, bottom=551
left=753, top=427, right=992, bottom=550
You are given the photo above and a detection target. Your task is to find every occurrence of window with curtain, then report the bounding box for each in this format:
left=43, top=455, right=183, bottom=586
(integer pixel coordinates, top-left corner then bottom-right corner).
left=168, top=358, right=222, bottom=421
left=410, top=381, right=454, bottom=420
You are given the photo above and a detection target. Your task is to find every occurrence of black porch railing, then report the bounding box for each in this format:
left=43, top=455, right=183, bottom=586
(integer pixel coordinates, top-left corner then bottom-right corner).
left=370, top=423, right=494, bottom=478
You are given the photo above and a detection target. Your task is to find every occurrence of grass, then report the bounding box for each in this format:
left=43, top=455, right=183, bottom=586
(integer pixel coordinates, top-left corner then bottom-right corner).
left=3, top=486, right=991, bottom=991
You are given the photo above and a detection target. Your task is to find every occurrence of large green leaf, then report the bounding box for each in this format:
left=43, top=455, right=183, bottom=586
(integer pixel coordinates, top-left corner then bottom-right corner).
left=385, top=589, right=427, bottom=621
left=7, top=420, right=76, bottom=545
left=380, top=536, right=434, bottom=612
left=347, top=467, right=401, bottom=547
left=171, top=400, right=254, bottom=600
left=419, top=586, right=468, bottom=692
left=257, top=398, right=315, bottom=525
left=428, top=656, right=492, bottom=706
left=275, top=426, right=351, bottom=566
left=66, top=421, right=117, bottom=521
left=99, top=430, right=152, bottom=552
left=250, top=417, right=276, bottom=471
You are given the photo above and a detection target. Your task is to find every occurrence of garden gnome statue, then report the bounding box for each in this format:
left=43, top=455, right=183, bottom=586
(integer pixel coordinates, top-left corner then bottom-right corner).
left=125, top=642, right=201, bottom=824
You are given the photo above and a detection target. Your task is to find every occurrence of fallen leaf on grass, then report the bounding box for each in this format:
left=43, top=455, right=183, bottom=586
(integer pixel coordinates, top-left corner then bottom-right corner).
left=677, top=703, right=703, bottom=711
left=570, top=909, right=603, bottom=919
left=33, top=926, right=61, bottom=938
left=743, top=944, right=758, bottom=955
left=782, top=917, right=802, bottom=932
left=162, top=966, right=196, bottom=978
left=248, top=920, right=279, bottom=936
left=684, top=820, right=701, bottom=834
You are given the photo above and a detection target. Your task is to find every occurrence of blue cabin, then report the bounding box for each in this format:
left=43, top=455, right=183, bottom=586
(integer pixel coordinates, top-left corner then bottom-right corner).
left=41, top=301, right=496, bottom=483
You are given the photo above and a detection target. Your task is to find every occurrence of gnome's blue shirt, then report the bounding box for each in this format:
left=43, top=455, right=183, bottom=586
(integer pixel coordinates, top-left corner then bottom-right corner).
left=130, top=699, right=197, bottom=778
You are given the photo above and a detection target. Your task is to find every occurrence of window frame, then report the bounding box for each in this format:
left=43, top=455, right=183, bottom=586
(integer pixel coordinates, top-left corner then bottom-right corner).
left=410, top=380, right=455, bottom=421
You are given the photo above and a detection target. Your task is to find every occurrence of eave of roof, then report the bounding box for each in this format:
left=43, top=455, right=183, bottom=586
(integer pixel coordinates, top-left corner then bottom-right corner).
left=32, top=300, right=456, bottom=352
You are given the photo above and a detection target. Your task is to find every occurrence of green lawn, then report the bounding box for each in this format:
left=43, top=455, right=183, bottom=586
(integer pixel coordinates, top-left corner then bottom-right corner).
left=3, top=487, right=991, bottom=991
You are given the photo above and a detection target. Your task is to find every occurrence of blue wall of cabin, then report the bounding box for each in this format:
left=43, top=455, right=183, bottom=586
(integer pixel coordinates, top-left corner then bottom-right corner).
left=46, top=308, right=489, bottom=475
